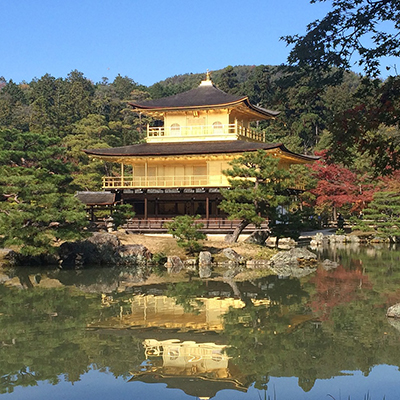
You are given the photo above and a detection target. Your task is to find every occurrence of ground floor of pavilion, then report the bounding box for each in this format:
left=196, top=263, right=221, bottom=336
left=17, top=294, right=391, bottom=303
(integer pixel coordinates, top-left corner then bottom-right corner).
left=77, top=188, right=270, bottom=233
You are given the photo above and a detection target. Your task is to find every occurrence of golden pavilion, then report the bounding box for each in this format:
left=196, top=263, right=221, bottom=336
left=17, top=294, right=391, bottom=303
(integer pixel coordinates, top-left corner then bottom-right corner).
left=84, top=73, right=317, bottom=226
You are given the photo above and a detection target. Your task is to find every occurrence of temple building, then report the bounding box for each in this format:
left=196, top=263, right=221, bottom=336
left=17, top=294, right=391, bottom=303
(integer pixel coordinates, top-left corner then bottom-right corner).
left=84, top=73, right=317, bottom=226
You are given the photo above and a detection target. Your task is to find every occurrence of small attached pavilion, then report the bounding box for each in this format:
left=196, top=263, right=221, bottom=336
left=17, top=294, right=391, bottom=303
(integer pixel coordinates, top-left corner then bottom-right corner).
left=84, top=73, right=317, bottom=226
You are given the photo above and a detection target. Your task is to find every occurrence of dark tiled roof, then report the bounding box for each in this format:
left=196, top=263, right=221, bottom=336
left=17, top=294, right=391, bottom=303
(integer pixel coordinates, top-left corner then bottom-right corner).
left=129, top=83, right=279, bottom=118
left=75, top=191, right=116, bottom=206
left=84, top=141, right=319, bottom=161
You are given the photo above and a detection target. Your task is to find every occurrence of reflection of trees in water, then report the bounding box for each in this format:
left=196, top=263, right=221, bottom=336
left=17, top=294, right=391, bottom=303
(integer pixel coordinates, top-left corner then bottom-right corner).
left=222, top=263, right=400, bottom=392
left=166, top=281, right=207, bottom=314
left=309, top=265, right=372, bottom=320
left=315, top=245, right=400, bottom=303
left=0, top=284, right=143, bottom=394
left=2, top=246, right=400, bottom=395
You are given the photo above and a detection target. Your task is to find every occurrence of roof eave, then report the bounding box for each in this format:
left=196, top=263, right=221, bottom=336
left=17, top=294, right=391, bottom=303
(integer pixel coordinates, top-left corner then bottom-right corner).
left=128, top=97, right=247, bottom=112
left=129, top=98, right=279, bottom=120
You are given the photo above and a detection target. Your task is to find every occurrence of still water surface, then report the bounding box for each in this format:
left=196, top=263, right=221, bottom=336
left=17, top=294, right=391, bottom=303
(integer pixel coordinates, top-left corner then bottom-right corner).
left=1, top=243, right=400, bottom=399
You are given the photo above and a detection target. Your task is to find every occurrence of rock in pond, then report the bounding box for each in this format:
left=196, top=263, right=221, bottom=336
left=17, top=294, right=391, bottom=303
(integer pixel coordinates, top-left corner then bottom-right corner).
left=59, top=233, right=152, bottom=268
left=184, top=258, right=197, bottom=273
left=270, top=248, right=317, bottom=267
left=269, top=248, right=318, bottom=278
left=59, top=232, right=121, bottom=268
left=199, top=251, right=212, bottom=266
left=165, top=256, right=184, bottom=274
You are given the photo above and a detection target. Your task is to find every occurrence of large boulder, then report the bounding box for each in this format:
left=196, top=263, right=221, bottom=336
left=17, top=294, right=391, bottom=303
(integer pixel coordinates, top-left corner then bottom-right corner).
left=59, top=233, right=121, bottom=268
left=222, top=248, right=244, bottom=262
left=270, top=248, right=317, bottom=268
left=199, top=251, right=212, bottom=265
left=118, top=244, right=152, bottom=263
left=59, top=233, right=154, bottom=269
left=269, top=248, right=318, bottom=278
left=88, top=232, right=120, bottom=248
left=198, top=251, right=213, bottom=278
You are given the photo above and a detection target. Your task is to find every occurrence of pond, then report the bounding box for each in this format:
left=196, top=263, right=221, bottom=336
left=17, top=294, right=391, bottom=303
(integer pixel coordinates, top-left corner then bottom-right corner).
left=1, top=243, right=400, bottom=400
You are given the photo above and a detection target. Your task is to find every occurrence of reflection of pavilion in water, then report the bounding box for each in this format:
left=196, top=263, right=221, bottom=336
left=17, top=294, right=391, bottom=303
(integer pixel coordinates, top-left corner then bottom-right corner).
left=129, top=339, right=247, bottom=399
left=97, top=294, right=269, bottom=331
left=90, top=294, right=267, bottom=398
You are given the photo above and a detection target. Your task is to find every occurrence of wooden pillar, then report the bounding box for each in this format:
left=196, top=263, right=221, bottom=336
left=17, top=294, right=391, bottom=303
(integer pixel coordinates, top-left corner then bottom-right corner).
left=121, top=163, right=124, bottom=186
left=206, top=196, right=210, bottom=220
left=144, top=197, right=148, bottom=220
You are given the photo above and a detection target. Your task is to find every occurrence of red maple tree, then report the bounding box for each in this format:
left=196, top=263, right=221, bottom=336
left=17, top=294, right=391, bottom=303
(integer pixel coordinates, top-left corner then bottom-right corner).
left=309, top=151, right=377, bottom=218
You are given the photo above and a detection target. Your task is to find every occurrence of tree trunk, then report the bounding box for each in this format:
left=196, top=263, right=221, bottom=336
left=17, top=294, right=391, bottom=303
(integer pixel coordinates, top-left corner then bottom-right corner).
left=225, top=220, right=250, bottom=243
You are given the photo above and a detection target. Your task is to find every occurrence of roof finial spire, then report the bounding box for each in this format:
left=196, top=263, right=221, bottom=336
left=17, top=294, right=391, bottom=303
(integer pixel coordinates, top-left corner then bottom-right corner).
left=200, top=70, right=213, bottom=87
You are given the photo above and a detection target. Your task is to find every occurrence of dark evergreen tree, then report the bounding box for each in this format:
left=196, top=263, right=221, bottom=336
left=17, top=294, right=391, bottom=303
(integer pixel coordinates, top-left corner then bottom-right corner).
left=0, top=129, right=88, bottom=256
left=220, top=150, right=294, bottom=243
left=353, top=191, right=400, bottom=242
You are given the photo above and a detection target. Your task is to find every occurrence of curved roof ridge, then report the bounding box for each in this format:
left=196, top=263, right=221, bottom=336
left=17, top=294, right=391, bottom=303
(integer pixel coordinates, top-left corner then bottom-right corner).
left=129, top=83, right=247, bottom=110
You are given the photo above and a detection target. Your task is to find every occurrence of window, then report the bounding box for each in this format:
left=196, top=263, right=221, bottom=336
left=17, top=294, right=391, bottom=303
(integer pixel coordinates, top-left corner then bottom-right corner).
left=170, top=123, right=181, bottom=135
left=213, top=121, right=223, bottom=134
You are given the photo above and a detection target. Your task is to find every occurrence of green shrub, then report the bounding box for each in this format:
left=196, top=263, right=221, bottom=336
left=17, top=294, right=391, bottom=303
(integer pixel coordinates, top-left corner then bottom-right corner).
left=165, top=215, right=206, bottom=255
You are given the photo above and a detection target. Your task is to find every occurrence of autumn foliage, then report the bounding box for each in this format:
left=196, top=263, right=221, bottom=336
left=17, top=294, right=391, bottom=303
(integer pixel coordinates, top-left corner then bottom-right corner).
left=309, top=151, right=376, bottom=215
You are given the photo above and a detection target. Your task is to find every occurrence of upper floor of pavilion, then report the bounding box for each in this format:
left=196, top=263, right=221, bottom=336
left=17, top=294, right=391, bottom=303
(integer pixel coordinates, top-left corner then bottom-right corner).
left=128, top=72, right=280, bottom=143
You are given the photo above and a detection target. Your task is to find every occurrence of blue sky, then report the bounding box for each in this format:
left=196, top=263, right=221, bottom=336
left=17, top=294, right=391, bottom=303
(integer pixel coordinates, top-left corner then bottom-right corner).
left=1, top=0, right=397, bottom=86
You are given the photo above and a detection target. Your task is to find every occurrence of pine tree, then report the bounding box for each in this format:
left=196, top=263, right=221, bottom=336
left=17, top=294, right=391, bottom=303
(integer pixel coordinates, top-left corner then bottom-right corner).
left=165, top=215, right=206, bottom=255
left=353, top=191, right=400, bottom=242
left=0, top=129, right=88, bottom=256
left=220, top=150, right=295, bottom=243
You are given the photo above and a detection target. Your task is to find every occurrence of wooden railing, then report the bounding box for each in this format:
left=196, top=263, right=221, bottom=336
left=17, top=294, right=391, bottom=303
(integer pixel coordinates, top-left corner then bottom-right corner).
left=103, top=175, right=221, bottom=189
left=124, top=218, right=270, bottom=233
left=147, top=123, right=265, bottom=142
left=102, top=175, right=305, bottom=191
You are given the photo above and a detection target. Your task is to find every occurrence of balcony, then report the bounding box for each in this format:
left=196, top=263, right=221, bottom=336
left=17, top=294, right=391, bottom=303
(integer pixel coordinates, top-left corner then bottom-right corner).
left=146, top=123, right=265, bottom=143
left=102, top=175, right=227, bottom=189
left=102, top=175, right=305, bottom=192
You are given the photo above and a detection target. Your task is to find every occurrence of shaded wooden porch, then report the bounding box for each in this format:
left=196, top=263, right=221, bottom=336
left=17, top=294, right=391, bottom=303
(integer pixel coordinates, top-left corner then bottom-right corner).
left=123, top=218, right=269, bottom=234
